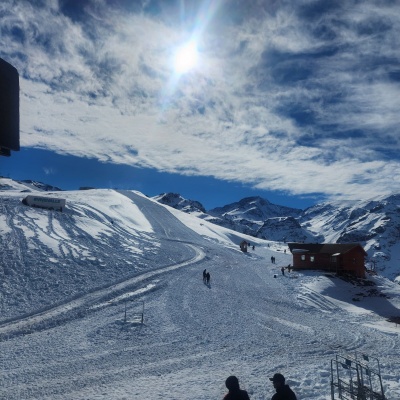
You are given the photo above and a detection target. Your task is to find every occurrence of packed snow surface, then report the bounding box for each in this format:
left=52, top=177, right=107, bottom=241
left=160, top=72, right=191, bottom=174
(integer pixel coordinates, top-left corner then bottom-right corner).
left=0, top=181, right=399, bottom=399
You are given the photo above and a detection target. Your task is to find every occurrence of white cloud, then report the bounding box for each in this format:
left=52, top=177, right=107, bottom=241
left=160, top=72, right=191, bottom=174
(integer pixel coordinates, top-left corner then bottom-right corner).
left=2, top=0, right=400, bottom=201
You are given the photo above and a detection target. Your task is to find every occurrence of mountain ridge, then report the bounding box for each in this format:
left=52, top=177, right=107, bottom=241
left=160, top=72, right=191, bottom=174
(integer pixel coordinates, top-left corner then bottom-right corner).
left=1, top=177, right=400, bottom=399
left=0, top=178, right=398, bottom=281
left=154, top=191, right=400, bottom=281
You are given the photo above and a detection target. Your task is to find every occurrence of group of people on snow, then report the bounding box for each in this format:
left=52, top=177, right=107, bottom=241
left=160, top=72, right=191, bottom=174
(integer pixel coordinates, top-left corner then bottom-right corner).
left=223, top=373, right=297, bottom=400
left=200, top=263, right=297, bottom=399
left=203, top=269, right=210, bottom=284
left=203, top=258, right=291, bottom=285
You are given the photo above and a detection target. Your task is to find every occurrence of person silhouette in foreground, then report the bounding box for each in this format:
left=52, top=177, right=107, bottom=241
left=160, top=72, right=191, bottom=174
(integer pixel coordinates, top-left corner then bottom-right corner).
left=223, top=375, right=250, bottom=400
left=269, top=373, right=297, bottom=400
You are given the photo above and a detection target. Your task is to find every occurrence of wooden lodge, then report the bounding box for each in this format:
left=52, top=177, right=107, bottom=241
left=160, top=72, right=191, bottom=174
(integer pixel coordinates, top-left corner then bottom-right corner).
left=287, top=243, right=367, bottom=278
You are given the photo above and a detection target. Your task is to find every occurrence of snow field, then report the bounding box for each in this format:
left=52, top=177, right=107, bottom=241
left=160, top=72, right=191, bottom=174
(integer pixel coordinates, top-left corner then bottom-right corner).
left=0, top=184, right=399, bottom=399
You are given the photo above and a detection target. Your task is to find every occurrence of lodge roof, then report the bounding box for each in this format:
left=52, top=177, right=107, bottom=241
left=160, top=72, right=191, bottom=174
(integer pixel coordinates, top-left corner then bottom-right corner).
left=287, top=242, right=367, bottom=256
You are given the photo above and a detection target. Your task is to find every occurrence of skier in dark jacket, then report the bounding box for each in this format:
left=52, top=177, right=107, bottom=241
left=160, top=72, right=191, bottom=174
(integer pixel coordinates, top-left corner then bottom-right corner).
left=269, top=373, right=297, bottom=400
left=223, top=376, right=250, bottom=400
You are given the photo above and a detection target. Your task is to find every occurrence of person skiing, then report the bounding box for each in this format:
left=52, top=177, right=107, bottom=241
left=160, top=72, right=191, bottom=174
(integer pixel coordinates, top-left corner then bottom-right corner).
left=223, top=375, right=250, bottom=400
left=206, top=271, right=211, bottom=284
left=203, top=269, right=207, bottom=282
left=269, top=373, right=297, bottom=400
left=281, top=267, right=285, bottom=276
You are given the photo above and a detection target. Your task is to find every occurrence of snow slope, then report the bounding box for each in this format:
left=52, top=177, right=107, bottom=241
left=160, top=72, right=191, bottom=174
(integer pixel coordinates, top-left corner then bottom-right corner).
left=300, top=196, right=400, bottom=281
left=0, top=179, right=399, bottom=399
left=155, top=192, right=400, bottom=282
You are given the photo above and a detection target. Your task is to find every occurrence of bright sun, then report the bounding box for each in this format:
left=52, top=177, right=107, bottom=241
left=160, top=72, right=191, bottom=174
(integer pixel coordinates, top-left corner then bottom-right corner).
left=174, top=41, right=199, bottom=74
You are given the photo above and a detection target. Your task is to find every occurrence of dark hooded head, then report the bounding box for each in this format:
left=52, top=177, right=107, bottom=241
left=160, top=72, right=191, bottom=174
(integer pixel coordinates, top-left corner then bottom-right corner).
left=226, top=375, right=240, bottom=391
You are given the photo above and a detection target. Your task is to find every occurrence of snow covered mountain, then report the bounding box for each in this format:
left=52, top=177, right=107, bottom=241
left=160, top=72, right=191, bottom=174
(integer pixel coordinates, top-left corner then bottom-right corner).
left=18, top=179, right=63, bottom=192
left=207, top=197, right=304, bottom=238
left=154, top=193, right=400, bottom=281
left=0, top=178, right=62, bottom=192
left=255, top=216, right=319, bottom=243
left=152, top=192, right=206, bottom=214
left=209, top=196, right=302, bottom=221
left=300, top=195, right=400, bottom=280
left=1, top=178, right=400, bottom=399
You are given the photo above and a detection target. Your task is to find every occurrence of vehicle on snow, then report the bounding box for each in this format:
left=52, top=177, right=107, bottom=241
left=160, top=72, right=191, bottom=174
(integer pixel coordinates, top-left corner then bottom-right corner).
left=21, top=195, right=66, bottom=211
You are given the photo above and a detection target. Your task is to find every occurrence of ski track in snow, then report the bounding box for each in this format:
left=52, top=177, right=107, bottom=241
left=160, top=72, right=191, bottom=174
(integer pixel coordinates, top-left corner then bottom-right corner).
left=0, top=242, right=205, bottom=340
left=0, top=189, right=399, bottom=399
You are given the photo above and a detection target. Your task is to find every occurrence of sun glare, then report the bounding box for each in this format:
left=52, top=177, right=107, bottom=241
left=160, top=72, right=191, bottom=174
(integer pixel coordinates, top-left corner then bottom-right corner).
left=174, top=41, right=199, bottom=74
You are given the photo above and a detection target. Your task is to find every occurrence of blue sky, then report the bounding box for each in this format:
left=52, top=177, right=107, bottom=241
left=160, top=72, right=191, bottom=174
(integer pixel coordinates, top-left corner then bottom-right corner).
left=0, top=148, right=319, bottom=210
left=1, top=0, right=399, bottom=210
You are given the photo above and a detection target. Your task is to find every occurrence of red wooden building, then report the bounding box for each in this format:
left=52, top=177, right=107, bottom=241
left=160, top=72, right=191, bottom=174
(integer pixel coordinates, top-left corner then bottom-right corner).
left=287, top=243, right=367, bottom=278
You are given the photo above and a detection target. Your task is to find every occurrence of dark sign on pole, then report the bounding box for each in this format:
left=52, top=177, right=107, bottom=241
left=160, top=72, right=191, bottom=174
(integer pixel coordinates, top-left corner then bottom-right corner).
left=0, top=58, right=20, bottom=156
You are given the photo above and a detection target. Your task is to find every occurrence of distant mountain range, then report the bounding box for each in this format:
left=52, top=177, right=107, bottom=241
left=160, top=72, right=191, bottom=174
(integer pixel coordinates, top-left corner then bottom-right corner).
left=1, top=179, right=398, bottom=280
left=154, top=192, right=400, bottom=280
left=152, top=192, right=206, bottom=214
left=0, top=178, right=62, bottom=192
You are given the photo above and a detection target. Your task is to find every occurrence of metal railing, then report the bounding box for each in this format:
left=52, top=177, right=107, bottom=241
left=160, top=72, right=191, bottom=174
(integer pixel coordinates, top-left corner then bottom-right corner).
left=331, top=353, right=385, bottom=400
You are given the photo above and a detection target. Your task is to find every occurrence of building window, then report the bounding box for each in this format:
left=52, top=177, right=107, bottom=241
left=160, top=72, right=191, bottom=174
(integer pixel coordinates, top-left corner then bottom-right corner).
left=310, top=256, right=315, bottom=262
left=301, top=255, right=305, bottom=261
